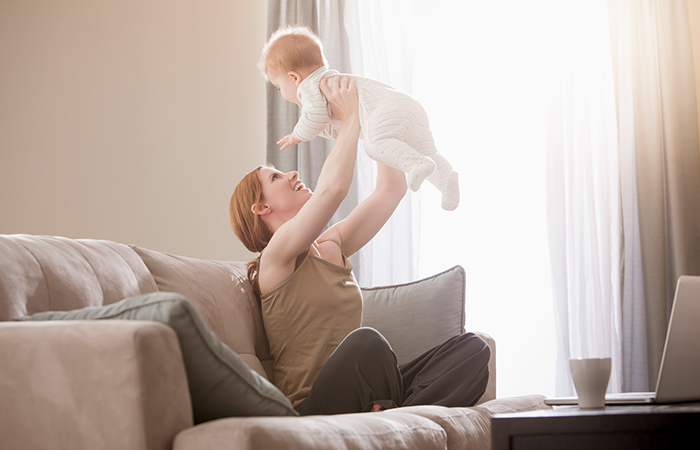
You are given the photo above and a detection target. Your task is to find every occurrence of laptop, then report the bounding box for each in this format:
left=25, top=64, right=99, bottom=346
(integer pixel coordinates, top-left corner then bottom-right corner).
left=545, top=275, right=700, bottom=406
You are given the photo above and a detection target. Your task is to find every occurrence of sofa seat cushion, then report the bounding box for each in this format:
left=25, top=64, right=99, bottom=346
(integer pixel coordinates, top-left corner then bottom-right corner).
left=384, top=405, right=492, bottom=450
left=378, top=396, right=549, bottom=450
left=173, top=412, right=447, bottom=450
left=17, top=292, right=298, bottom=423
left=130, top=246, right=271, bottom=380
left=476, top=394, right=550, bottom=416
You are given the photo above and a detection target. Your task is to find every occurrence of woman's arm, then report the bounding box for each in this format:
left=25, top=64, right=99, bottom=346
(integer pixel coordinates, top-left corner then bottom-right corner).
left=320, top=162, right=407, bottom=258
left=261, top=77, right=361, bottom=281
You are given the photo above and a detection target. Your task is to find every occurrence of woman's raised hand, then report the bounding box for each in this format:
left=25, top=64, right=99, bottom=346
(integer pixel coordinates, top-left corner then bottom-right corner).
left=320, top=76, right=359, bottom=122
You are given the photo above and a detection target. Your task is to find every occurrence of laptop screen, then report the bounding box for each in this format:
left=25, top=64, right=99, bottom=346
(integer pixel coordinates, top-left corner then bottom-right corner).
left=654, top=275, right=700, bottom=404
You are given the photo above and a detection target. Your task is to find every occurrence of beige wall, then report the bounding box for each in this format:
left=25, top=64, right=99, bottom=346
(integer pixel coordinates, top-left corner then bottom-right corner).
left=0, top=0, right=267, bottom=261
left=689, top=0, right=700, bottom=142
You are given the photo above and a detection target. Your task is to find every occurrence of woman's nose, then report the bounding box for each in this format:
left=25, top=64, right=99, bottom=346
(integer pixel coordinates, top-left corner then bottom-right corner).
left=288, top=171, right=299, bottom=181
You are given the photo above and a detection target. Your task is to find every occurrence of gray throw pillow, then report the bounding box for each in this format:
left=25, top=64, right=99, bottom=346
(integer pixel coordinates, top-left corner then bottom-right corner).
left=361, top=265, right=466, bottom=365
left=16, top=292, right=298, bottom=423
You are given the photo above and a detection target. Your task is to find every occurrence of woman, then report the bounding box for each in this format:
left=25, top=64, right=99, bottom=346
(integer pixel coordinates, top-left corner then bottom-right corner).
left=230, top=76, right=490, bottom=415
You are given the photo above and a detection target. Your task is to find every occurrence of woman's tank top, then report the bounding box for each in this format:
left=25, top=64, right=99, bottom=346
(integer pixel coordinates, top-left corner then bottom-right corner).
left=260, top=245, right=362, bottom=410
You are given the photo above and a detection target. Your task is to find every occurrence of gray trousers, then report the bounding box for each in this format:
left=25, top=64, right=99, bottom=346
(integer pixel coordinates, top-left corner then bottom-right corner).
left=298, top=327, right=491, bottom=415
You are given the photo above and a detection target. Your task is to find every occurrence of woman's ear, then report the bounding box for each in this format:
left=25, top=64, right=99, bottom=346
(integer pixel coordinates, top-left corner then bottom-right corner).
left=251, top=203, right=271, bottom=216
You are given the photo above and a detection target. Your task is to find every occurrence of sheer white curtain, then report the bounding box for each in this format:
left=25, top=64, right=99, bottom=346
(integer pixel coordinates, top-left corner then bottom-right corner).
left=546, top=0, right=623, bottom=396
left=344, top=0, right=420, bottom=287
left=343, top=0, right=632, bottom=397
left=412, top=0, right=557, bottom=398
left=267, top=0, right=698, bottom=399
left=343, top=0, right=559, bottom=397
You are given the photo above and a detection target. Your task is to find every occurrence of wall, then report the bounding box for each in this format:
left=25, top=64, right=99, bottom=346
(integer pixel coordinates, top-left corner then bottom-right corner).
left=689, top=0, right=700, bottom=142
left=0, top=0, right=267, bottom=261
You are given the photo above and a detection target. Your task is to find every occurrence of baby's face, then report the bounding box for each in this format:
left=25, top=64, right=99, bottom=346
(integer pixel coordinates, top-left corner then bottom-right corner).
left=267, top=69, right=300, bottom=106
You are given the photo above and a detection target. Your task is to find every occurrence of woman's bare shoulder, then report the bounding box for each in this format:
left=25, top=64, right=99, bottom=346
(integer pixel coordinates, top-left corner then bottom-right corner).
left=258, top=248, right=299, bottom=296
left=315, top=227, right=344, bottom=265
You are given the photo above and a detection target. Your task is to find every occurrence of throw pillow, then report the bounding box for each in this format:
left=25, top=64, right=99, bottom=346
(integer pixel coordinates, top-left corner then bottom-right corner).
left=129, top=246, right=273, bottom=381
left=361, top=265, right=466, bottom=365
left=16, top=292, right=298, bottom=423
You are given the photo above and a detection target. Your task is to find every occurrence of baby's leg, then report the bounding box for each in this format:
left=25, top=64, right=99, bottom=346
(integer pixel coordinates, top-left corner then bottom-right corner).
left=365, top=137, right=436, bottom=192
left=428, top=163, right=460, bottom=211
left=416, top=132, right=460, bottom=211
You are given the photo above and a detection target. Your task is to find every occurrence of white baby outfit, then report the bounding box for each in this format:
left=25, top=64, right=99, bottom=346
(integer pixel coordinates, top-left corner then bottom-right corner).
left=293, top=66, right=459, bottom=211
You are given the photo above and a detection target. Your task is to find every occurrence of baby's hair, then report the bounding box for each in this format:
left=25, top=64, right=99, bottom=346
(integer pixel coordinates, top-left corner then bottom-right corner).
left=258, top=25, right=328, bottom=77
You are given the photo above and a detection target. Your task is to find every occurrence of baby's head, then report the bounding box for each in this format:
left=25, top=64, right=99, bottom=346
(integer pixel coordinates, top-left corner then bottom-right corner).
left=259, top=25, right=327, bottom=80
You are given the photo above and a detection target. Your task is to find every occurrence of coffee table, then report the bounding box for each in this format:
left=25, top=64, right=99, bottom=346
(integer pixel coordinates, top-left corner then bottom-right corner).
left=491, top=404, right=700, bottom=450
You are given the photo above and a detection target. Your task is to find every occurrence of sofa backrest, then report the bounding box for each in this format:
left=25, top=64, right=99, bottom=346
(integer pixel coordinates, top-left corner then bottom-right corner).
left=0, top=235, right=158, bottom=320
left=129, top=245, right=273, bottom=379
left=0, top=234, right=273, bottom=380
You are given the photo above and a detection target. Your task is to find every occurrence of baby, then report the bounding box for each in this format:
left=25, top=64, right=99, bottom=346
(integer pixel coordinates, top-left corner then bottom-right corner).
left=260, top=26, right=459, bottom=211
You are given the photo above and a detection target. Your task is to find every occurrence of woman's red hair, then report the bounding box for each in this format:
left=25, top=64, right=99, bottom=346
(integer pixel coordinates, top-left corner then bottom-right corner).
left=229, top=166, right=272, bottom=297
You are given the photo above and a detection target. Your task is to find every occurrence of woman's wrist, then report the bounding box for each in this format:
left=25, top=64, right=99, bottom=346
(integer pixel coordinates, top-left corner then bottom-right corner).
left=341, top=113, right=360, bottom=131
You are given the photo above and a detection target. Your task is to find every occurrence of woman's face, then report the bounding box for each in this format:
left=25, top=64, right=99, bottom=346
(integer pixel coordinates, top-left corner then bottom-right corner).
left=256, top=167, right=312, bottom=218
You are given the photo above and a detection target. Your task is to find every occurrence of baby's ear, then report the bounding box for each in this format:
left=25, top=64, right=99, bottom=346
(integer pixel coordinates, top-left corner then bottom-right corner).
left=288, top=71, right=303, bottom=86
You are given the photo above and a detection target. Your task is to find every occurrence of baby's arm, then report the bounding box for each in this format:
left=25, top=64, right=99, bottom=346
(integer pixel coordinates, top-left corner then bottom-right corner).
left=277, top=133, right=302, bottom=151
left=290, top=83, right=333, bottom=143
left=319, top=123, right=341, bottom=140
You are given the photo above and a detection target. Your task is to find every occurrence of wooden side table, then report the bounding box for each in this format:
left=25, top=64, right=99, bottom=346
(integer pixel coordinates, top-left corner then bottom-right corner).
left=491, top=404, right=700, bottom=450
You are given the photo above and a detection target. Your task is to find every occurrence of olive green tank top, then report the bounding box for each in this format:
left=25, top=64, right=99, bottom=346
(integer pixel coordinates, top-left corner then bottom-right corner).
left=260, top=245, right=362, bottom=410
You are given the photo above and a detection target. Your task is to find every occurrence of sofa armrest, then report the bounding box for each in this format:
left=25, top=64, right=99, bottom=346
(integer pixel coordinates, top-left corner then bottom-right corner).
left=473, top=331, right=496, bottom=404
left=0, top=320, right=193, bottom=450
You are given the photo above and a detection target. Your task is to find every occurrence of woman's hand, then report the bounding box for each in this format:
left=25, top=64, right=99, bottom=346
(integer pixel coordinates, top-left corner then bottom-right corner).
left=320, top=76, right=359, bottom=123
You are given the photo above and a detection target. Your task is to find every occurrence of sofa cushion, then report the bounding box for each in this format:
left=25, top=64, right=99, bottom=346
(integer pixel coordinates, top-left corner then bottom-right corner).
left=130, top=246, right=272, bottom=380
left=361, top=265, right=466, bottom=365
left=477, top=394, right=550, bottom=415
left=384, top=405, right=492, bottom=450
left=16, top=292, right=298, bottom=423
left=381, top=398, right=550, bottom=450
left=173, top=411, right=447, bottom=450
left=0, top=234, right=158, bottom=321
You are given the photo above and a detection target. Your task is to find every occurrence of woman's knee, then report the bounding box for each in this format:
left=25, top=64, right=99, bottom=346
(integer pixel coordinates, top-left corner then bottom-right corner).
left=457, top=332, right=492, bottom=363
left=341, top=327, right=396, bottom=362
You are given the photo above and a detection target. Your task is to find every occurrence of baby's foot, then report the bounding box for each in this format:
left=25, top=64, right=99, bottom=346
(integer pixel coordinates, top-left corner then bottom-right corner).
left=441, top=171, right=459, bottom=211
left=406, top=159, right=436, bottom=192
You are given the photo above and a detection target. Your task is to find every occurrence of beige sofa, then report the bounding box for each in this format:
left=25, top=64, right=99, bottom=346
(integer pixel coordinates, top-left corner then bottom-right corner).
left=0, top=234, right=549, bottom=450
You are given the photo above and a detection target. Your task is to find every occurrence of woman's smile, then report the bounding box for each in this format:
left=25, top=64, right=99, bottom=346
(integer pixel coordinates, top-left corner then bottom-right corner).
left=294, top=181, right=308, bottom=192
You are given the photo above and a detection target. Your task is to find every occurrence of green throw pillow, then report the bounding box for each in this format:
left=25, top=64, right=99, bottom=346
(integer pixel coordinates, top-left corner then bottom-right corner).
left=17, top=292, right=298, bottom=423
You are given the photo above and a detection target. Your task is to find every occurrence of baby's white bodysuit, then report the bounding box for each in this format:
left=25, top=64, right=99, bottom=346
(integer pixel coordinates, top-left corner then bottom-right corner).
left=293, top=66, right=459, bottom=211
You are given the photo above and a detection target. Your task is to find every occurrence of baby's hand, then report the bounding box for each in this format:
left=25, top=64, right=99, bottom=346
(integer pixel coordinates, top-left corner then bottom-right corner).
left=277, top=133, right=302, bottom=151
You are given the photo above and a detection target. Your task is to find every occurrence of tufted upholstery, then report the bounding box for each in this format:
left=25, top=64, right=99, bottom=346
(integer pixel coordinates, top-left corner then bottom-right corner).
left=0, top=234, right=273, bottom=380
left=0, top=234, right=157, bottom=321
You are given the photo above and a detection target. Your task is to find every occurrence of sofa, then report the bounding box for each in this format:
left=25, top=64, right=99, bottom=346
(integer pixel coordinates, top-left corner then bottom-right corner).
left=0, top=234, right=549, bottom=450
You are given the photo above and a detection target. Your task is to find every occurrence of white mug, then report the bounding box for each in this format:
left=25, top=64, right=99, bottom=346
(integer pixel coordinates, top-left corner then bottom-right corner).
left=569, top=357, right=611, bottom=409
